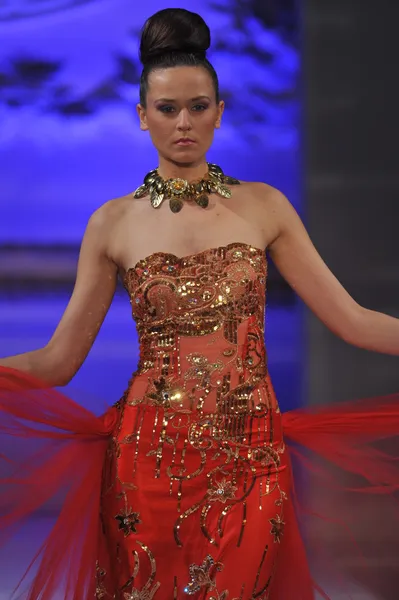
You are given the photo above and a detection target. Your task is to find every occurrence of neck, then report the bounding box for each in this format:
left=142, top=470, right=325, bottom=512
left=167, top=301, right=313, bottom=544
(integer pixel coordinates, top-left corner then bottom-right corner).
left=157, top=156, right=208, bottom=181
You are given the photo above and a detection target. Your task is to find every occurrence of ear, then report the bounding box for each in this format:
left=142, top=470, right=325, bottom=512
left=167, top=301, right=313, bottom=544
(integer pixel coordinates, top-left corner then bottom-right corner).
left=136, top=104, right=149, bottom=131
left=215, top=100, right=225, bottom=129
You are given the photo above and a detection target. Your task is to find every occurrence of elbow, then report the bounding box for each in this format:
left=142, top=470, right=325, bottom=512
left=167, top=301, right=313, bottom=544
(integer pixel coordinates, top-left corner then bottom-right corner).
left=41, top=368, right=73, bottom=389
left=54, top=373, right=73, bottom=387
left=337, top=305, right=368, bottom=348
left=41, top=345, right=76, bottom=388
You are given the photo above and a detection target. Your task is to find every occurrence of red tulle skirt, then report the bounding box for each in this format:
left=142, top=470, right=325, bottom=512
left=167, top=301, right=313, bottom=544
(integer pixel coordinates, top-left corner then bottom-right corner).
left=0, top=366, right=399, bottom=599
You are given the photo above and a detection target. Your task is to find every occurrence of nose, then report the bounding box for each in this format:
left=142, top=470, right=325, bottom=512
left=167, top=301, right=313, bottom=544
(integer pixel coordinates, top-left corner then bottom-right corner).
left=176, top=108, right=192, bottom=132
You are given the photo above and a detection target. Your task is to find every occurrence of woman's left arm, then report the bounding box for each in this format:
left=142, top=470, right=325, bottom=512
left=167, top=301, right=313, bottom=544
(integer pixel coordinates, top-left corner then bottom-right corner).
left=266, top=188, right=399, bottom=356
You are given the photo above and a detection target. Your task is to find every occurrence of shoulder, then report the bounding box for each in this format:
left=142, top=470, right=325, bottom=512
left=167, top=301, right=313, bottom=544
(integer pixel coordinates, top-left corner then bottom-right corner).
left=91, top=194, right=133, bottom=223
left=237, top=182, right=296, bottom=246
left=238, top=181, right=292, bottom=218
left=80, top=194, right=133, bottom=255
left=240, top=181, right=287, bottom=204
left=86, top=193, right=134, bottom=231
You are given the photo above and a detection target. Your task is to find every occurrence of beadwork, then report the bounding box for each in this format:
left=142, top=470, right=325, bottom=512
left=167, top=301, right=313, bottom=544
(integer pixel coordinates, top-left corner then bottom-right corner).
left=96, top=242, right=289, bottom=600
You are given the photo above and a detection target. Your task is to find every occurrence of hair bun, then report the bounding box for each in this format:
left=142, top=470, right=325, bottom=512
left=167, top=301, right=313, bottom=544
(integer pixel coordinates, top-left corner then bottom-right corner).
left=140, top=8, right=211, bottom=66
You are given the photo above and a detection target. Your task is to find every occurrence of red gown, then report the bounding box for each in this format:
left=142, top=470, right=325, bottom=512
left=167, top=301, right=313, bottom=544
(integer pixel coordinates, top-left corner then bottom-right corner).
left=0, top=242, right=399, bottom=599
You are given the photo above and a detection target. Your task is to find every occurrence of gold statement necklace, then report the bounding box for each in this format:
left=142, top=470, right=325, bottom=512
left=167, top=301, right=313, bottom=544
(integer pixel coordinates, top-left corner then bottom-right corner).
left=133, top=163, right=240, bottom=213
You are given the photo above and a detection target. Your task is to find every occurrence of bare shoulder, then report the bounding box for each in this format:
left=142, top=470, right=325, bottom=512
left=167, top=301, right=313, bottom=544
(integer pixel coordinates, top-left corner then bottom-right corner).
left=87, top=193, right=138, bottom=238
left=81, top=194, right=134, bottom=261
left=91, top=193, right=133, bottom=225
left=237, top=181, right=291, bottom=245
left=243, top=181, right=297, bottom=222
left=239, top=181, right=287, bottom=206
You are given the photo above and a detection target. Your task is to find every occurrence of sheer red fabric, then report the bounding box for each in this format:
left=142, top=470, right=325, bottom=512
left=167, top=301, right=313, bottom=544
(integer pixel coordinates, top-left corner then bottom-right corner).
left=0, top=366, right=398, bottom=599
left=0, top=367, right=118, bottom=599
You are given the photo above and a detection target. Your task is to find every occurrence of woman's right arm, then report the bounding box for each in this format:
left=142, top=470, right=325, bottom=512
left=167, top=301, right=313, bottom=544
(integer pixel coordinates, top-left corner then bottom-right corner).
left=0, top=206, right=119, bottom=386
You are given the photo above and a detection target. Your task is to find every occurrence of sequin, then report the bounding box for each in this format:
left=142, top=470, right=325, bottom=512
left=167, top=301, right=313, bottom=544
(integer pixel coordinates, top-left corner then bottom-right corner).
left=98, top=243, right=289, bottom=599
left=269, top=514, right=285, bottom=543
left=115, top=508, right=142, bottom=537
left=146, top=377, right=187, bottom=409
left=95, top=563, right=108, bottom=599
left=184, top=555, right=223, bottom=595
left=208, top=477, right=238, bottom=503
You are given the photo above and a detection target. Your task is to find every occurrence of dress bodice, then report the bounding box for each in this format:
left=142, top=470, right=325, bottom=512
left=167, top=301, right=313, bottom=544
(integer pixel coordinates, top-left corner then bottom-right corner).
left=123, top=242, right=274, bottom=414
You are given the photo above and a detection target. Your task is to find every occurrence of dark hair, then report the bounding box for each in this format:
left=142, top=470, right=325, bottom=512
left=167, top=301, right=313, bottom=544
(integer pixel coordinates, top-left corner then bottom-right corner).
left=139, top=8, right=219, bottom=106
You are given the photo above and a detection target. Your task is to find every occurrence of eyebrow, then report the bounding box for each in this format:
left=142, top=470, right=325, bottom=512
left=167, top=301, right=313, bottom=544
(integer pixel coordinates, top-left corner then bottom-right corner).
left=155, top=96, right=211, bottom=103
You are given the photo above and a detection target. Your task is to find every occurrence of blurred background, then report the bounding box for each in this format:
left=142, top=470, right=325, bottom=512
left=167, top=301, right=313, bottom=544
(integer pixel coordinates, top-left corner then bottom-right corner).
left=0, top=0, right=398, bottom=598
left=0, top=0, right=303, bottom=410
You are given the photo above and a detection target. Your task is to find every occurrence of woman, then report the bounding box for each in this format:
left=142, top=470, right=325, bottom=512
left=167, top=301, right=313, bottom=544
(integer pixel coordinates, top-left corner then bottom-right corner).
left=1, top=8, right=399, bottom=600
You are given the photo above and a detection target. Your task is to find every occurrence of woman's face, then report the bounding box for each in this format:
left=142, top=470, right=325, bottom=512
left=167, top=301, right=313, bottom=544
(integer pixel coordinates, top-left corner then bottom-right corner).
left=137, top=66, right=224, bottom=165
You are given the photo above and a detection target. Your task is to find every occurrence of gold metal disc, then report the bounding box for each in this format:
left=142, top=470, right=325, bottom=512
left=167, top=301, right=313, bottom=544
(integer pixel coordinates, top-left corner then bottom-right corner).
left=196, top=194, right=209, bottom=208
left=139, top=164, right=237, bottom=212
left=169, top=197, right=183, bottom=212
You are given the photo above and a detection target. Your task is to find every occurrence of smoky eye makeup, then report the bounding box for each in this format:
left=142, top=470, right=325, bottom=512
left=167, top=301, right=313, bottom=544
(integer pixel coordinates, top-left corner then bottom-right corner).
left=192, top=105, right=207, bottom=112
left=157, top=105, right=175, bottom=113
left=156, top=103, right=210, bottom=114
left=154, top=96, right=212, bottom=112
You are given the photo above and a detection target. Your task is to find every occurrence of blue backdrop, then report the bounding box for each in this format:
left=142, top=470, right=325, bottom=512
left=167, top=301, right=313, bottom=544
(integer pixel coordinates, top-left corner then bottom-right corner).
left=0, top=0, right=302, bottom=414
left=0, top=0, right=300, bottom=245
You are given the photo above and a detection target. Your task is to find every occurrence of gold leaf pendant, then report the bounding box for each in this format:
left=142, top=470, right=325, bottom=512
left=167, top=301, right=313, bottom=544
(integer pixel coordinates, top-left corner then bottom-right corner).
left=133, top=162, right=240, bottom=213
left=134, top=184, right=148, bottom=199
left=151, top=189, right=164, bottom=208
left=217, top=184, right=232, bottom=199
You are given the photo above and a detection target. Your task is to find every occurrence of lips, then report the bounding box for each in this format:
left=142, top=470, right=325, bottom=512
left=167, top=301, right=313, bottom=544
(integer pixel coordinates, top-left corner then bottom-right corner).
left=175, top=138, right=196, bottom=145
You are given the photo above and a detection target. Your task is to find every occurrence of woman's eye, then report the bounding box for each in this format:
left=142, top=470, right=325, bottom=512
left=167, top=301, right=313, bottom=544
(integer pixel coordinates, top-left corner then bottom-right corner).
left=158, top=104, right=208, bottom=113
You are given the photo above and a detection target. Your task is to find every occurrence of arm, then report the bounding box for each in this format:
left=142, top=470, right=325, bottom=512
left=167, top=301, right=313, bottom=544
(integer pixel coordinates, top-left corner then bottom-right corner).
left=0, top=206, right=118, bottom=385
left=266, top=189, right=399, bottom=356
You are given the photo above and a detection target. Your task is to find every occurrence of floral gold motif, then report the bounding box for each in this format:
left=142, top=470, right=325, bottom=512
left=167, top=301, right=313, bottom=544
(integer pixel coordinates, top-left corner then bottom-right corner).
left=269, top=514, right=285, bottom=543
left=184, top=555, right=223, bottom=595
left=98, top=242, right=287, bottom=599
left=208, top=477, right=238, bottom=503
left=115, top=508, right=142, bottom=537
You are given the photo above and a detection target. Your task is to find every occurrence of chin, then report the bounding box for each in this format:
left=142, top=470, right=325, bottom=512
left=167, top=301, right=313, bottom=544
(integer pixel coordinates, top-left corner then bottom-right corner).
left=171, top=150, right=202, bottom=165
left=173, top=146, right=197, bottom=154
